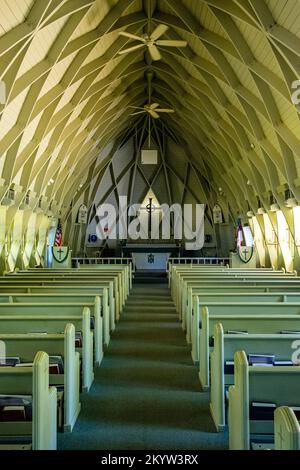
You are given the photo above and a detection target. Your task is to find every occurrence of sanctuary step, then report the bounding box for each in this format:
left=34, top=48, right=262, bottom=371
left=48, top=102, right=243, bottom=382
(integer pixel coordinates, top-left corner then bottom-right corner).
left=133, top=271, right=168, bottom=284
left=58, top=283, right=227, bottom=450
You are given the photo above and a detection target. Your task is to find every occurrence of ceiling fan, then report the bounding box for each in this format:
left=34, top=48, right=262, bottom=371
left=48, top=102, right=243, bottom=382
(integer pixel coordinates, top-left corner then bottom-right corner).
left=118, top=24, right=187, bottom=61
left=130, top=102, right=175, bottom=119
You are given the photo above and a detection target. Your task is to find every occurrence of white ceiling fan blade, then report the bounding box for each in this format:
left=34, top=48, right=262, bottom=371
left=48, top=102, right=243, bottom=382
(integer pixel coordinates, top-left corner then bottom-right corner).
left=150, top=24, right=169, bottom=40
left=148, top=44, right=162, bottom=61
left=148, top=110, right=160, bottom=119
left=149, top=103, right=160, bottom=109
left=118, top=44, right=145, bottom=55
left=119, top=31, right=146, bottom=42
left=156, top=109, right=175, bottom=113
left=156, top=40, right=188, bottom=47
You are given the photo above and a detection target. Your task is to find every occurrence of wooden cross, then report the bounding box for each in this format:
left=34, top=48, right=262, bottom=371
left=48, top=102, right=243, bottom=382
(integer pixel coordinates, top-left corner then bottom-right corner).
left=146, top=197, right=155, bottom=238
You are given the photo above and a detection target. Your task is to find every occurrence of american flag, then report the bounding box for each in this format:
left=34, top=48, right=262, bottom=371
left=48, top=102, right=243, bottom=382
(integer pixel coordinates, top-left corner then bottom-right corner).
left=54, top=220, right=63, bottom=247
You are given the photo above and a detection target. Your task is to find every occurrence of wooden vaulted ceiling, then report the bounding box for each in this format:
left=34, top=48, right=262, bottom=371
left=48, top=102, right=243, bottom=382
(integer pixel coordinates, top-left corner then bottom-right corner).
left=1, top=0, right=300, bottom=223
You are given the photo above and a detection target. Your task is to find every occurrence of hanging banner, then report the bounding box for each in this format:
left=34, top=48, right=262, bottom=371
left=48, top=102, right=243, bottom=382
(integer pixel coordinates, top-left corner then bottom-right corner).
left=238, top=245, right=254, bottom=263
left=213, top=204, right=223, bottom=224
left=52, top=246, right=70, bottom=263
left=78, top=204, right=88, bottom=224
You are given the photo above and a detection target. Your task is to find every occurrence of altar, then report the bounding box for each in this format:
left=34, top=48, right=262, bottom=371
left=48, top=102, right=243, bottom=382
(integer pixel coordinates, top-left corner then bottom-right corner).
left=123, top=243, right=179, bottom=271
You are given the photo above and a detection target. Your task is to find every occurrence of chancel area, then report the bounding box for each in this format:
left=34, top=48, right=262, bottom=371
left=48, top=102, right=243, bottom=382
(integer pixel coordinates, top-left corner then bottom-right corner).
left=1, top=0, right=300, bottom=452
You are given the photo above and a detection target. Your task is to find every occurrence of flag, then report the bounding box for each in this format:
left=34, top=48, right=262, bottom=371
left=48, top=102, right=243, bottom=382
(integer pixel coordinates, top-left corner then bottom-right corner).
left=236, top=218, right=244, bottom=247
left=54, top=220, right=63, bottom=247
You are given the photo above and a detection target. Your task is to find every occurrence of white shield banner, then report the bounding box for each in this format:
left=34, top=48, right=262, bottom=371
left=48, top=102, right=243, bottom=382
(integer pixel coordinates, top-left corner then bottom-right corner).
left=52, top=246, right=70, bottom=263
left=238, top=246, right=254, bottom=263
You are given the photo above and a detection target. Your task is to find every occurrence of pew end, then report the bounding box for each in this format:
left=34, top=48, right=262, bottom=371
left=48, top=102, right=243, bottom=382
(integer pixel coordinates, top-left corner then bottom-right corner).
left=275, top=406, right=300, bottom=450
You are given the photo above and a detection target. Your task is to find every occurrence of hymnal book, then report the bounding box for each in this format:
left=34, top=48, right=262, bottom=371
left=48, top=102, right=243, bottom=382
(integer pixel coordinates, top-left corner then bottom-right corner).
left=250, top=402, right=276, bottom=420
left=0, top=395, right=32, bottom=421
left=224, top=361, right=234, bottom=374
left=251, top=363, right=273, bottom=367
left=0, top=357, right=20, bottom=367
left=49, top=363, right=60, bottom=374
left=248, top=354, right=275, bottom=366
left=227, top=330, right=248, bottom=335
left=1, top=405, right=26, bottom=422
left=75, top=331, right=82, bottom=348
left=15, top=362, right=33, bottom=367
left=49, top=356, right=64, bottom=374
left=274, top=360, right=293, bottom=366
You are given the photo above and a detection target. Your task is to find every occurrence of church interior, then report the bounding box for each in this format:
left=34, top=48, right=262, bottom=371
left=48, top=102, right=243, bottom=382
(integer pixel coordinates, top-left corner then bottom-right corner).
left=0, top=0, right=300, bottom=453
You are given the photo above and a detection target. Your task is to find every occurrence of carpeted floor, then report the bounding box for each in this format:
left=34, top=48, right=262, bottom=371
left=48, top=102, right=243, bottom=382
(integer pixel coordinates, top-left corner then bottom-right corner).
left=58, top=284, right=228, bottom=450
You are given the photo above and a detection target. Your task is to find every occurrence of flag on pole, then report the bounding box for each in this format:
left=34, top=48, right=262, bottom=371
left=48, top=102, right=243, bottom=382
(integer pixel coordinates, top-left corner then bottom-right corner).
left=236, top=218, right=244, bottom=247
left=54, top=220, right=63, bottom=247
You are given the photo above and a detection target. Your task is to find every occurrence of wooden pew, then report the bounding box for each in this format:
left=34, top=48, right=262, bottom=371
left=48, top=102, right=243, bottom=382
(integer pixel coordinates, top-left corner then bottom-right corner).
left=200, top=305, right=300, bottom=389
left=0, top=291, right=109, bottom=349
left=168, top=264, right=284, bottom=288
left=182, top=284, right=300, bottom=328
left=0, top=278, right=118, bottom=328
left=7, top=272, right=124, bottom=318
left=275, top=407, right=300, bottom=450
left=179, top=278, right=300, bottom=342
left=0, top=287, right=111, bottom=346
left=0, top=351, right=57, bottom=450
left=0, top=301, right=102, bottom=366
left=0, top=307, right=94, bottom=392
left=172, top=267, right=295, bottom=305
left=228, top=351, right=300, bottom=450
left=171, top=267, right=296, bottom=305
left=0, top=324, right=80, bottom=432
left=175, top=274, right=299, bottom=318
left=210, top=323, right=300, bottom=431
left=24, top=263, right=133, bottom=292
left=191, top=294, right=300, bottom=362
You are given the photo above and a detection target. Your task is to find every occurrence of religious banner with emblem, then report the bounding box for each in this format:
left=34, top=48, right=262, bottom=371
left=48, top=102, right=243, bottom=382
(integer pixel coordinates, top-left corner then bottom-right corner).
left=52, top=246, right=70, bottom=264
left=238, top=245, right=254, bottom=263
left=78, top=204, right=88, bottom=224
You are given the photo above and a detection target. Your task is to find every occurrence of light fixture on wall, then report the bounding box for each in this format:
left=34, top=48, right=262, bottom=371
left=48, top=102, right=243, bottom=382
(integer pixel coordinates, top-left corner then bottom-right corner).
left=270, top=203, right=280, bottom=212
left=285, top=197, right=298, bottom=208
left=257, top=207, right=266, bottom=215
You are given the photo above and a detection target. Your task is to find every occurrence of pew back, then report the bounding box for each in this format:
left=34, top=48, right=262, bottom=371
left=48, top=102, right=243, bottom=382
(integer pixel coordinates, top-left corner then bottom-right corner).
left=228, top=351, right=300, bottom=450
left=0, top=324, right=80, bottom=432
left=0, top=301, right=102, bottom=365
left=200, top=309, right=300, bottom=389
left=0, top=307, right=94, bottom=392
left=210, top=323, right=300, bottom=431
left=0, top=351, right=56, bottom=450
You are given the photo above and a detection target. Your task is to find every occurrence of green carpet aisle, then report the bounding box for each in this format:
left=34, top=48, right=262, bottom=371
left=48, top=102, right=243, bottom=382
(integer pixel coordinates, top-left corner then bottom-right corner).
left=58, top=284, right=228, bottom=450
